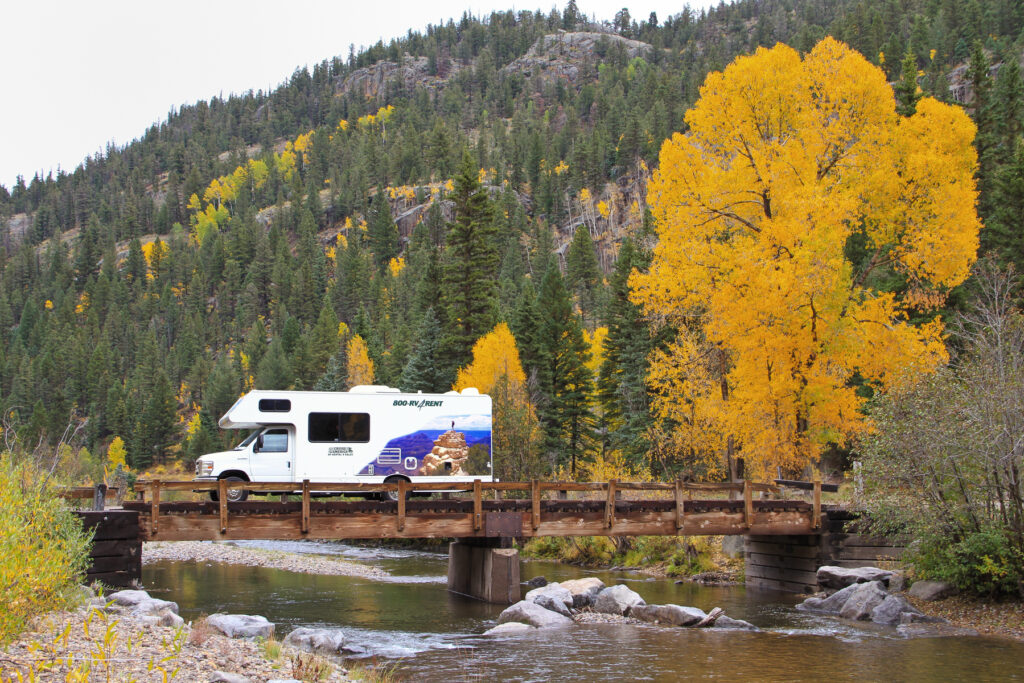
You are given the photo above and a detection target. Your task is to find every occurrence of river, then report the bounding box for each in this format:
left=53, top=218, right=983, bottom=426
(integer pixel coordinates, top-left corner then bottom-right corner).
left=143, top=541, right=1024, bottom=681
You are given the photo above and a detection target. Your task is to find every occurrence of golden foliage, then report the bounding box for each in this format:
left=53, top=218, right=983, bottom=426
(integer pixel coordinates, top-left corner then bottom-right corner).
left=632, top=38, right=980, bottom=477
left=346, top=335, right=375, bottom=387
left=0, top=455, right=92, bottom=645
left=453, top=323, right=527, bottom=394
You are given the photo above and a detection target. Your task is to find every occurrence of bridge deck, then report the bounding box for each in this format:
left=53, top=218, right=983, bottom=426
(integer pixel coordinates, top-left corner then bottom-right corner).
left=124, top=497, right=817, bottom=541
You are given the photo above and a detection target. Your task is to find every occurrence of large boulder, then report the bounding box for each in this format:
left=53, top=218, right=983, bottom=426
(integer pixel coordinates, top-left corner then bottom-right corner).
left=870, top=594, right=923, bottom=626
left=630, top=604, right=706, bottom=627
left=592, top=585, right=646, bottom=616
left=817, top=566, right=895, bottom=590
left=283, top=628, right=346, bottom=656
left=497, top=601, right=573, bottom=629
left=558, top=578, right=605, bottom=608
left=141, top=610, right=184, bottom=628
left=132, top=598, right=179, bottom=616
left=106, top=590, right=151, bottom=607
left=206, top=614, right=275, bottom=640
left=796, top=582, right=864, bottom=614
left=525, top=583, right=574, bottom=616
left=483, top=622, right=537, bottom=636
left=838, top=582, right=889, bottom=621
left=907, top=580, right=956, bottom=602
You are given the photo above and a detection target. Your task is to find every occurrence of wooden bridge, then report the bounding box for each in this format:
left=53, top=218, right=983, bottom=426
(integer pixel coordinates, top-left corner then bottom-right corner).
left=124, top=479, right=824, bottom=541
left=72, top=479, right=840, bottom=604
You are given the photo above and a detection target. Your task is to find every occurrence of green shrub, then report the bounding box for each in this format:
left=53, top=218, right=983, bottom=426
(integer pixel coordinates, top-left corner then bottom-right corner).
left=0, top=453, right=93, bottom=644
left=913, top=529, right=1024, bottom=598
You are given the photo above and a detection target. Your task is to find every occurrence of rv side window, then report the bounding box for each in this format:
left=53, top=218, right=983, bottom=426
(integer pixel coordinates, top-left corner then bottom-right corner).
left=259, top=398, right=291, bottom=412
left=308, top=412, right=370, bottom=443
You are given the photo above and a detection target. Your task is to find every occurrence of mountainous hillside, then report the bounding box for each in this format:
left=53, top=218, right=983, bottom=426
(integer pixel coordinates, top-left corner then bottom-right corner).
left=0, top=0, right=1021, bottom=484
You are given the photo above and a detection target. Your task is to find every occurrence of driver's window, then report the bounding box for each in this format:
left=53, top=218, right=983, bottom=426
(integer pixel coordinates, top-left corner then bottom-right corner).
left=260, top=429, right=288, bottom=453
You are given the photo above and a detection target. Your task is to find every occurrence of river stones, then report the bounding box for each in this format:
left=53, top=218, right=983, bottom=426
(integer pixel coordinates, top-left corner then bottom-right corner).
left=558, top=577, right=605, bottom=608
left=838, top=581, right=889, bottom=621
left=796, top=582, right=863, bottom=614
left=817, top=566, right=895, bottom=590
left=133, top=598, right=180, bottom=616
left=105, top=589, right=152, bottom=606
left=497, top=600, right=573, bottom=628
left=870, top=594, right=924, bottom=626
left=484, top=622, right=537, bottom=636
left=283, top=627, right=346, bottom=655
left=712, top=616, right=760, bottom=631
left=907, top=580, right=956, bottom=602
left=526, top=576, right=548, bottom=588
left=593, top=585, right=645, bottom=616
left=631, top=604, right=706, bottom=627
left=525, top=583, right=574, bottom=616
left=207, top=614, right=275, bottom=640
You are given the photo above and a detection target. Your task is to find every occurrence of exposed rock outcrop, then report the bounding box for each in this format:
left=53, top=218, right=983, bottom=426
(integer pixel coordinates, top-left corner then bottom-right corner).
left=418, top=429, right=470, bottom=476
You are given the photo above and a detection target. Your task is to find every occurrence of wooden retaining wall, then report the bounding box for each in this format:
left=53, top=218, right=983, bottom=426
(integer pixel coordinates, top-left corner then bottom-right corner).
left=74, top=510, right=141, bottom=587
left=745, top=509, right=906, bottom=593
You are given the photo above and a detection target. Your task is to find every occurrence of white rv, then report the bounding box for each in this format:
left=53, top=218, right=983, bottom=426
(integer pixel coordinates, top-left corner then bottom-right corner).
left=194, top=386, right=493, bottom=501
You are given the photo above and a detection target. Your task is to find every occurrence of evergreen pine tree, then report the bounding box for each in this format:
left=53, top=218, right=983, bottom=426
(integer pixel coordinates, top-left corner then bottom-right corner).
left=894, top=51, right=922, bottom=117
left=565, top=225, right=602, bottom=327
left=597, top=238, right=654, bottom=464
left=536, top=266, right=594, bottom=474
left=399, top=308, right=445, bottom=392
left=368, top=192, right=399, bottom=271
left=439, top=152, right=500, bottom=379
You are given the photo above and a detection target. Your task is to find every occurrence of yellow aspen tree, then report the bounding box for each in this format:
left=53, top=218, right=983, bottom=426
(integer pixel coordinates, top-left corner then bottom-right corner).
left=631, top=38, right=980, bottom=478
left=346, top=335, right=375, bottom=387
left=453, top=323, right=526, bottom=394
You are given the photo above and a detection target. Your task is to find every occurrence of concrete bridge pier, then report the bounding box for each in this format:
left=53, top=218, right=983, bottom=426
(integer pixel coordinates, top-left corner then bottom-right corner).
left=447, top=537, right=521, bottom=604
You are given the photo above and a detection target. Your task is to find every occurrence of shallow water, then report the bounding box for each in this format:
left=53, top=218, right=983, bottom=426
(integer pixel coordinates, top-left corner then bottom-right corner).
left=143, top=541, right=1024, bottom=681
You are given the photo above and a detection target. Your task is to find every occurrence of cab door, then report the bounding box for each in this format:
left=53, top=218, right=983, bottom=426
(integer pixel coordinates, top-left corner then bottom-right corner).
left=249, top=427, right=293, bottom=481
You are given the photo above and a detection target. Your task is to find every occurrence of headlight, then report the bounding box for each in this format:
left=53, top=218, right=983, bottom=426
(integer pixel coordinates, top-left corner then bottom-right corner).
left=197, top=461, right=214, bottom=476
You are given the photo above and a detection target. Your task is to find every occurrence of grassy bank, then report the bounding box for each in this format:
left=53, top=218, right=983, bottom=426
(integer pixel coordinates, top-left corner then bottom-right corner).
left=520, top=535, right=740, bottom=579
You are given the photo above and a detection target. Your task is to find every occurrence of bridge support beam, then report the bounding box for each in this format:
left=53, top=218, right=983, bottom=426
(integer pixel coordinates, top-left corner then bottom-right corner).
left=447, top=538, right=521, bottom=604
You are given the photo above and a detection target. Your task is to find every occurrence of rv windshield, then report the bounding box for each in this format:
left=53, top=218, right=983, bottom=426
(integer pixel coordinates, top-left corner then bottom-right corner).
left=233, top=430, right=260, bottom=450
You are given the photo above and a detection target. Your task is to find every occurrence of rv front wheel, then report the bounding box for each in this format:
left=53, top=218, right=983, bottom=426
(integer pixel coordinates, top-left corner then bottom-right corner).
left=209, top=475, right=249, bottom=502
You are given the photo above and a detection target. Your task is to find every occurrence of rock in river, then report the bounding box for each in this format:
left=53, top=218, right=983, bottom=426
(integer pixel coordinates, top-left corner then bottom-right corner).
left=498, top=600, right=573, bottom=628
left=816, top=565, right=896, bottom=590
left=558, top=577, right=605, bottom=608
left=207, top=614, right=275, bottom=640
left=484, top=622, right=537, bottom=636
left=283, top=627, right=346, bottom=655
left=525, top=583, right=574, bottom=616
left=631, top=604, right=707, bottom=627
left=838, top=581, right=889, bottom=621
left=593, top=585, right=645, bottom=616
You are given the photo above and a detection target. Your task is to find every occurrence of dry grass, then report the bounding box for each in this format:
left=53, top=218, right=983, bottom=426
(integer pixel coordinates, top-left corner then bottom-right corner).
left=908, top=594, right=1024, bottom=641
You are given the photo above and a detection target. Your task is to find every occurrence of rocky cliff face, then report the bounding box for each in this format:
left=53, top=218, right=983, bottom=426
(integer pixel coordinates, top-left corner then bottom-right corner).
left=503, top=31, right=653, bottom=86
left=418, top=430, right=470, bottom=476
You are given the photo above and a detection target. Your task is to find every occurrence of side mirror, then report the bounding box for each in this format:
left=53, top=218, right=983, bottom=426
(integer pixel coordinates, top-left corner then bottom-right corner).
left=254, top=434, right=264, bottom=453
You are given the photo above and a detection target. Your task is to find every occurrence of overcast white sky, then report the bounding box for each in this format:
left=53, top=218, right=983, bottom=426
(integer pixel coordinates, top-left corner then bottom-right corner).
left=0, top=1, right=716, bottom=189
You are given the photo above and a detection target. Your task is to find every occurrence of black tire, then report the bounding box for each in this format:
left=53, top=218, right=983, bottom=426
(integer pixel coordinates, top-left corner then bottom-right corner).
left=383, top=476, right=410, bottom=502
left=209, top=475, right=249, bottom=502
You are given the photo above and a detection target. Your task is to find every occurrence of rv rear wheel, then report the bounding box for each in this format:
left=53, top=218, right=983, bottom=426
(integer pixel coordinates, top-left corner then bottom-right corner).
left=383, top=476, right=410, bottom=502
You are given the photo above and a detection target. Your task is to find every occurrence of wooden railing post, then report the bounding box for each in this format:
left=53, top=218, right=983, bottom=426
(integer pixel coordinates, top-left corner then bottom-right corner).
left=813, top=475, right=821, bottom=530
left=472, top=479, right=482, bottom=532
left=151, top=480, right=161, bottom=536
left=92, top=483, right=106, bottom=511
left=531, top=479, right=541, bottom=531
left=219, top=480, right=228, bottom=533
left=605, top=480, right=617, bottom=529
left=674, top=478, right=685, bottom=531
left=301, top=480, right=311, bottom=534
left=396, top=479, right=406, bottom=532
left=743, top=480, right=753, bottom=529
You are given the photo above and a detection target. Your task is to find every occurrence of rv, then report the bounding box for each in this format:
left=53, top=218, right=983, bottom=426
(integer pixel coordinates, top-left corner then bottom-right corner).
left=194, top=386, right=493, bottom=501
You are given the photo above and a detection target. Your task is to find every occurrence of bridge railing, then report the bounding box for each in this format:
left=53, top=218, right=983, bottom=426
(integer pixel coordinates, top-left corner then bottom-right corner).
left=131, top=478, right=815, bottom=537
left=59, top=484, right=121, bottom=510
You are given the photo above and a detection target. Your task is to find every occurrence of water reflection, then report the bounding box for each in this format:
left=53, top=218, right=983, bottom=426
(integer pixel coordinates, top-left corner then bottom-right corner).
left=142, top=542, right=1024, bottom=682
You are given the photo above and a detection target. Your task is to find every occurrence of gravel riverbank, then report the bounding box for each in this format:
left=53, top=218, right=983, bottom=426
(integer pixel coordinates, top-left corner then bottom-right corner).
left=144, top=541, right=389, bottom=580
left=0, top=599, right=350, bottom=682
